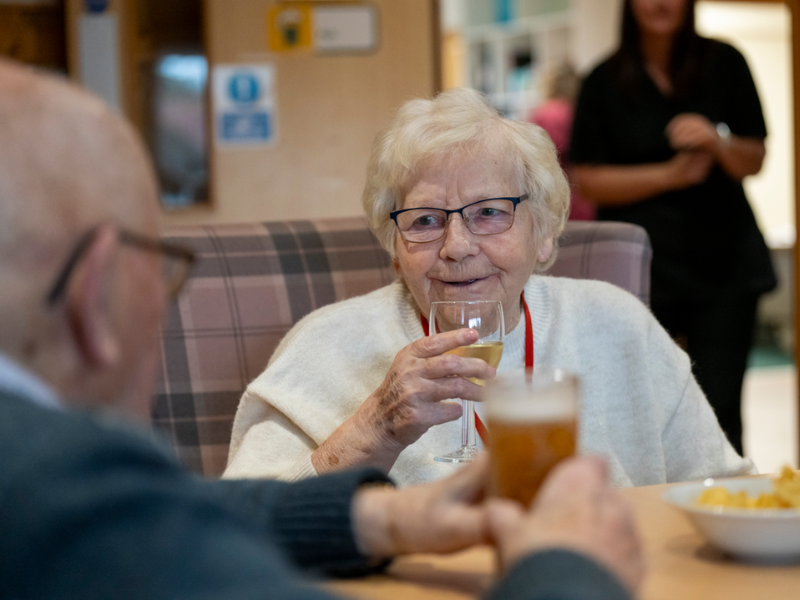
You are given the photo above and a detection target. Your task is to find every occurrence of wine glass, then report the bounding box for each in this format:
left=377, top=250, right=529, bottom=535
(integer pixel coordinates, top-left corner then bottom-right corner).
left=430, top=300, right=504, bottom=463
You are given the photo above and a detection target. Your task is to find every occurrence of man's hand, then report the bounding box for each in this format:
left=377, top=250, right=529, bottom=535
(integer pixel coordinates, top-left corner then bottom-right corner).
left=351, top=456, right=491, bottom=558
left=487, top=456, right=645, bottom=594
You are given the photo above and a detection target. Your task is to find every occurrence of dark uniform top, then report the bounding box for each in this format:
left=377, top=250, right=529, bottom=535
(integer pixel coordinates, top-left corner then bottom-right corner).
left=569, top=40, right=776, bottom=305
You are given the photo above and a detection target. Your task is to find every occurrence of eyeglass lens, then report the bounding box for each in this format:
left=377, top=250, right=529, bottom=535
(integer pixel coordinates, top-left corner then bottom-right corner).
left=161, top=255, right=192, bottom=299
left=397, top=199, right=517, bottom=243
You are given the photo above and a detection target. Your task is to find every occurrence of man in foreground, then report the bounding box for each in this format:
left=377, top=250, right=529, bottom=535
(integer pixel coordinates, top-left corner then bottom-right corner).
left=0, top=59, right=643, bottom=600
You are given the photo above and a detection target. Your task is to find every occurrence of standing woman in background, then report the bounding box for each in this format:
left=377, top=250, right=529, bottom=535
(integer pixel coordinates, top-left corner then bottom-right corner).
left=569, top=0, right=776, bottom=455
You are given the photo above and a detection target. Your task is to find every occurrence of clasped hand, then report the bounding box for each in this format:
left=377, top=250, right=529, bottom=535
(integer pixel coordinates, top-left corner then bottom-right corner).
left=352, top=455, right=645, bottom=595
left=664, top=113, right=719, bottom=189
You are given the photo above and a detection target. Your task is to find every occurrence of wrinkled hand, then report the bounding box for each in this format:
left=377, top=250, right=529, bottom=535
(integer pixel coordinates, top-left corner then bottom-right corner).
left=487, top=456, right=645, bottom=594
left=352, top=456, right=491, bottom=557
left=357, top=328, right=496, bottom=450
left=311, top=329, right=497, bottom=474
left=665, top=113, right=720, bottom=154
left=666, top=149, right=714, bottom=190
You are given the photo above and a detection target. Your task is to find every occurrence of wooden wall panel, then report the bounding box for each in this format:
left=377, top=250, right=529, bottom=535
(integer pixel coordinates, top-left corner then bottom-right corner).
left=162, top=0, right=437, bottom=227
left=0, top=4, right=66, bottom=72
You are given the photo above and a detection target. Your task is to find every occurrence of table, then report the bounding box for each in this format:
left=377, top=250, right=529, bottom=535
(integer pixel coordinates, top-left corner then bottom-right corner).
left=326, top=481, right=800, bottom=600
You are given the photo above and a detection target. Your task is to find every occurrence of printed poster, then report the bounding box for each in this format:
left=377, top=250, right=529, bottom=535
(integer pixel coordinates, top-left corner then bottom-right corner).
left=212, top=64, right=277, bottom=147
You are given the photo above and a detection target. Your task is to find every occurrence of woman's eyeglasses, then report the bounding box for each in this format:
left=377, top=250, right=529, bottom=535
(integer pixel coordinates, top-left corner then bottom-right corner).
left=390, top=195, right=529, bottom=244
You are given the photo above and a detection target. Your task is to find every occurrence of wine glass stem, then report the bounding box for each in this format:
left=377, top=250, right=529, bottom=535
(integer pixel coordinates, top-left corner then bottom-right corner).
left=462, top=400, right=476, bottom=447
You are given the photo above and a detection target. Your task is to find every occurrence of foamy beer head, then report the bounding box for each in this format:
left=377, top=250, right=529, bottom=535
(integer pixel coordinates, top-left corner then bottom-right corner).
left=485, top=368, right=579, bottom=506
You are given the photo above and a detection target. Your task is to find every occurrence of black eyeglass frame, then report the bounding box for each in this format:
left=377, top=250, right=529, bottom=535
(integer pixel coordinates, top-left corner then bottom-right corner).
left=389, top=194, right=530, bottom=244
left=45, top=226, right=197, bottom=307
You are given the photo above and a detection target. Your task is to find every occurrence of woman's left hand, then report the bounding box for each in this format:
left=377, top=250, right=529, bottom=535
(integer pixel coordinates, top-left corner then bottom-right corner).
left=665, top=113, right=720, bottom=155
left=666, top=112, right=766, bottom=181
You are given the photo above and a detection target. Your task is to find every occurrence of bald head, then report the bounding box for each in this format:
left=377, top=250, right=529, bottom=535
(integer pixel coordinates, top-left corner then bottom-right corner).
left=0, top=60, right=160, bottom=287
left=0, top=61, right=166, bottom=415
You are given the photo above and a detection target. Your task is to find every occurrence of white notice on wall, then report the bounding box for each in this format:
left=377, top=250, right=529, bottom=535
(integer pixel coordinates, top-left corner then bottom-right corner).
left=78, top=14, right=121, bottom=112
left=212, top=64, right=277, bottom=147
left=313, top=5, right=378, bottom=53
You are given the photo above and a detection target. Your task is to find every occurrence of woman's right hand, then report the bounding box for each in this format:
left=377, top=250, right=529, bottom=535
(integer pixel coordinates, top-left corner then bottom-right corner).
left=666, top=149, right=714, bottom=190
left=311, top=328, right=496, bottom=474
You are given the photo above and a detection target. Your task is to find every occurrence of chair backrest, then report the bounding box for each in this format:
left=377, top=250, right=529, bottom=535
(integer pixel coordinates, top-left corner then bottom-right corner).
left=152, top=217, right=651, bottom=476
left=549, top=220, right=651, bottom=306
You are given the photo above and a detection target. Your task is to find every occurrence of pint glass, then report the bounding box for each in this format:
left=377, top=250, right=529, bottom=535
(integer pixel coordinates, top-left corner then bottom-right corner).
left=485, top=368, right=579, bottom=506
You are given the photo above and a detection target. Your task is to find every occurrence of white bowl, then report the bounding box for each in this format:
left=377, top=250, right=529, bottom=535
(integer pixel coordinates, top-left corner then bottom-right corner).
left=663, top=477, right=800, bottom=563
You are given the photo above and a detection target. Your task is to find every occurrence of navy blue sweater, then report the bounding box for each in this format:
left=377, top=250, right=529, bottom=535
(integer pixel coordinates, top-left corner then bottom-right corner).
left=0, top=391, right=630, bottom=600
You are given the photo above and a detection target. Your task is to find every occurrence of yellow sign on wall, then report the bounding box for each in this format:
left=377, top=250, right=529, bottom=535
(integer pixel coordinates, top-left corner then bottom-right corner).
left=268, top=4, right=313, bottom=52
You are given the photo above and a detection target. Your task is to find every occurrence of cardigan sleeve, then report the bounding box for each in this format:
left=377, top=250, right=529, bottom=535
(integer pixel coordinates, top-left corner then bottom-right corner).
left=646, top=313, right=756, bottom=482
left=661, top=370, right=755, bottom=482
left=224, top=386, right=321, bottom=481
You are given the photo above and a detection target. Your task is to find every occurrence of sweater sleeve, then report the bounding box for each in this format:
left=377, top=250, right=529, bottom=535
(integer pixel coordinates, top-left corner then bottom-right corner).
left=646, top=312, right=756, bottom=482
left=224, top=386, right=320, bottom=481
left=211, top=468, right=394, bottom=577
left=485, top=550, right=632, bottom=600
left=3, top=402, right=391, bottom=600
left=661, top=370, right=756, bottom=482
left=224, top=284, right=409, bottom=483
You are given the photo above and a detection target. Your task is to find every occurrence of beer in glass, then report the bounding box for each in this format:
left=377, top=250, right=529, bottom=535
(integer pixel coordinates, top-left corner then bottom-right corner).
left=485, top=368, right=579, bottom=506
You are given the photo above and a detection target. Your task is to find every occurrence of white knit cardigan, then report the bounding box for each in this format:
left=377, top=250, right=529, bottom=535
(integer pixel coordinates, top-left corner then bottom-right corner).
left=224, top=276, right=753, bottom=487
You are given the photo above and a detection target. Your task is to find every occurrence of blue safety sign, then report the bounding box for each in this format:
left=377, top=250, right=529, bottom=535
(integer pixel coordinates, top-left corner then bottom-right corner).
left=212, top=64, right=277, bottom=147
left=228, top=73, right=261, bottom=103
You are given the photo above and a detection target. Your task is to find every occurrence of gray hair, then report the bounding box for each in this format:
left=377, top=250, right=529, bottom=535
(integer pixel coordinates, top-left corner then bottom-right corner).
left=361, top=87, right=570, bottom=270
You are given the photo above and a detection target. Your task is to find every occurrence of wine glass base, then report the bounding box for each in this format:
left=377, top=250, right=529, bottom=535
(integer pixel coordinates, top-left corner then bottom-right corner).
left=433, top=445, right=480, bottom=463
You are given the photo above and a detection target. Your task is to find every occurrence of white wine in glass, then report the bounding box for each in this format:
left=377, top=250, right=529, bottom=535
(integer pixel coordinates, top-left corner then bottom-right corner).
left=430, top=300, right=504, bottom=463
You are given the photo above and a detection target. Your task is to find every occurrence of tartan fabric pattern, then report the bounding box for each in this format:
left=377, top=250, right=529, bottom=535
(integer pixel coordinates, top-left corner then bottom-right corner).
left=548, top=221, right=652, bottom=306
left=152, top=218, right=395, bottom=476
left=152, top=218, right=650, bottom=477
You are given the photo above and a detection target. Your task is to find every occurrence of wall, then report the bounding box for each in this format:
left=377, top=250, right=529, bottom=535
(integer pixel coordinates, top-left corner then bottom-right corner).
left=164, top=0, right=437, bottom=227
left=571, top=0, right=621, bottom=74
left=0, top=1, right=67, bottom=73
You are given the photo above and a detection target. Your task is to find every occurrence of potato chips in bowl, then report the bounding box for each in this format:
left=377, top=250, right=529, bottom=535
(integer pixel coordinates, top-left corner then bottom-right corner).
left=663, top=467, right=800, bottom=563
left=696, top=467, right=800, bottom=509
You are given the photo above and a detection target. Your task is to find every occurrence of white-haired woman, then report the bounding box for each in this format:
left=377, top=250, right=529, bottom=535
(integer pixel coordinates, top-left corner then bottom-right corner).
left=224, top=88, right=751, bottom=487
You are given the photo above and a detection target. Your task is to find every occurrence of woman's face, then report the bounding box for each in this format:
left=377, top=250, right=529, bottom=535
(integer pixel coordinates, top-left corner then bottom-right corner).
left=394, top=148, right=552, bottom=332
left=631, top=0, right=687, bottom=38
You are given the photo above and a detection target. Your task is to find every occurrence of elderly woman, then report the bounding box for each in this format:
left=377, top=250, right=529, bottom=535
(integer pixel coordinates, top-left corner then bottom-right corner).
left=224, top=87, right=751, bottom=487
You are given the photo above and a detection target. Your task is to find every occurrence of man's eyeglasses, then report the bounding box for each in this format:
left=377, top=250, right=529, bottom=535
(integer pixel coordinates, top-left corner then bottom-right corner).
left=390, top=195, right=529, bottom=244
left=45, top=226, right=197, bottom=307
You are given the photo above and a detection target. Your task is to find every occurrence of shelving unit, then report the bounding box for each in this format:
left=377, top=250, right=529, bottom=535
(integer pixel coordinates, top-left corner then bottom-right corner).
left=454, top=2, right=574, bottom=120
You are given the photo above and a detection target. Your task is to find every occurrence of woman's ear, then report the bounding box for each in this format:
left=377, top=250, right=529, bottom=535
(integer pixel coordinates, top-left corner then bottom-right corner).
left=66, top=225, right=121, bottom=369
left=537, top=236, right=554, bottom=264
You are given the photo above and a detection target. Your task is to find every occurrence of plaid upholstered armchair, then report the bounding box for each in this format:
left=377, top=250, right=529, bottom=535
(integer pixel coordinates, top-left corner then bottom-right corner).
left=152, top=218, right=651, bottom=477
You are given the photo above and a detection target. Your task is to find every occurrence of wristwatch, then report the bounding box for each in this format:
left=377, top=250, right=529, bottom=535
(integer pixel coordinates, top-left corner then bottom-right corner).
left=716, top=122, right=732, bottom=145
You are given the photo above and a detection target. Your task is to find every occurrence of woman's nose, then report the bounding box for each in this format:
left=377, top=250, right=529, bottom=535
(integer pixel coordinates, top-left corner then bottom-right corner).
left=439, top=214, right=478, bottom=260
